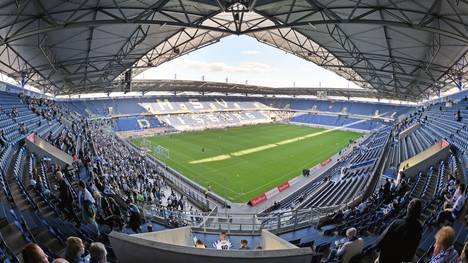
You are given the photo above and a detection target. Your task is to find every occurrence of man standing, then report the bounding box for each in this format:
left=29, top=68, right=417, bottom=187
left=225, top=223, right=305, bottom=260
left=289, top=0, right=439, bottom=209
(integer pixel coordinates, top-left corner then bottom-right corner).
left=78, top=180, right=100, bottom=237
left=376, top=199, right=423, bottom=263
left=56, top=172, right=79, bottom=225
left=127, top=198, right=142, bottom=233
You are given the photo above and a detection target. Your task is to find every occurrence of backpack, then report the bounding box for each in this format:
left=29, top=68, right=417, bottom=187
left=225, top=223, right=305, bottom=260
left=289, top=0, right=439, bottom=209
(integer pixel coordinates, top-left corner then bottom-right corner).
left=85, top=200, right=97, bottom=219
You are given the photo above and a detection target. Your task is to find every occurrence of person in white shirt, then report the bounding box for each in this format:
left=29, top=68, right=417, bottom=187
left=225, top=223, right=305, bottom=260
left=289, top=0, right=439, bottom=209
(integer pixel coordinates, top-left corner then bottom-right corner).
left=78, top=181, right=96, bottom=208
left=78, top=180, right=100, bottom=237
left=437, top=183, right=466, bottom=225
left=335, top=228, right=364, bottom=263
left=213, top=231, right=232, bottom=250
left=445, top=180, right=461, bottom=208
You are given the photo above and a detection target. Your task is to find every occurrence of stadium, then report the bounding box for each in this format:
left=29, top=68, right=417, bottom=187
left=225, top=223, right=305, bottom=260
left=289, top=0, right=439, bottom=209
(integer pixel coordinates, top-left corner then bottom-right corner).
left=0, top=0, right=467, bottom=263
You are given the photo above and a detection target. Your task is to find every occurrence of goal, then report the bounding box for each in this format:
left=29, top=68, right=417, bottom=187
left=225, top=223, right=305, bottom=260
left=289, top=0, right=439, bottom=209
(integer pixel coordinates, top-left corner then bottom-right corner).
left=153, top=145, right=170, bottom=160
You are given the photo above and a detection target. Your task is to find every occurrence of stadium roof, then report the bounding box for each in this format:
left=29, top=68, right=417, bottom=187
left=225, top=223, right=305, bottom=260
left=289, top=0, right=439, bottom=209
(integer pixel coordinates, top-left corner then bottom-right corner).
left=0, top=0, right=467, bottom=101
left=70, top=78, right=397, bottom=99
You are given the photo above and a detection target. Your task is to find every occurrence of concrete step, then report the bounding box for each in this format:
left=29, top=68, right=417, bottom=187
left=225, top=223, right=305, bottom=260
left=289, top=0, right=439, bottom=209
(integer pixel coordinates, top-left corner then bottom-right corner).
left=0, top=223, right=28, bottom=256
left=34, top=230, right=64, bottom=256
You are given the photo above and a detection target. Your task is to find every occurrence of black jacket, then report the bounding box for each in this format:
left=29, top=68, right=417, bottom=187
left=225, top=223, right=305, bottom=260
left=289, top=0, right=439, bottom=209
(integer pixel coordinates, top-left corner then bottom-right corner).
left=58, top=180, right=73, bottom=204
left=376, top=217, right=422, bottom=263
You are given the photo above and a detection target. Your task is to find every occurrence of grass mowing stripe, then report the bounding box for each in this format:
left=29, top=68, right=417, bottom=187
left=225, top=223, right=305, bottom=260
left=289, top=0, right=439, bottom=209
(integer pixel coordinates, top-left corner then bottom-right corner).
left=131, top=123, right=361, bottom=202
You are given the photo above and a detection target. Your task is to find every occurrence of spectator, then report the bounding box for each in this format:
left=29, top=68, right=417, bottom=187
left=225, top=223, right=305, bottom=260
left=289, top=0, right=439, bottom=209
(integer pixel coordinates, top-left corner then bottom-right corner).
left=0, top=129, right=6, bottom=146
left=333, top=228, right=363, bottom=263
left=108, top=196, right=123, bottom=230
left=376, top=199, right=422, bottom=263
left=52, top=259, right=69, bottom=263
left=64, top=237, right=85, bottom=263
left=89, top=242, right=107, bottom=263
left=357, top=201, right=367, bottom=214
left=22, top=243, right=49, bottom=263
left=213, top=231, right=232, bottom=250
left=383, top=179, right=391, bottom=202
left=459, top=241, right=468, bottom=263
left=78, top=180, right=100, bottom=237
left=240, top=240, right=250, bottom=250
left=195, top=239, right=206, bottom=248
left=431, top=226, right=458, bottom=263
left=94, top=191, right=114, bottom=228
left=445, top=181, right=462, bottom=207
left=437, top=183, right=466, bottom=226
left=127, top=198, right=142, bottom=233
left=56, top=172, right=79, bottom=225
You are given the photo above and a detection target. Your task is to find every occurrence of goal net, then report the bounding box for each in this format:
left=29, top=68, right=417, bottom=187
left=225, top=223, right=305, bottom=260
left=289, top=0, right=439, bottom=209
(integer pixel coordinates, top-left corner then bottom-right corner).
left=153, top=145, right=170, bottom=160
left=141, top=138, right=150, bottom=148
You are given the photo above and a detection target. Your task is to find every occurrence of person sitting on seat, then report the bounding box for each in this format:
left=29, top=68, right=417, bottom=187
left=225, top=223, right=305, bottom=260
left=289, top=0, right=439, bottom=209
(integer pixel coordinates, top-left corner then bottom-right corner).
left=437, top=183, right=466, bottom=226
left=51, top=258, right=69, bottom=263
left=445, top=180, right=462, bottom=207
left=89, top=242, right=107, bottom=263
left=331, top=228, right=363, bottom=263
left=430, top=226, right=459, bottom=263
left=22, top=243, right=49, bottom=263
left=64, top=236, right=85, bottom=263
left=195, top=239, right=206, bottom=248
left=240, top=239, right=251, bottom=250
left=459, top=241, right=468, bottom=263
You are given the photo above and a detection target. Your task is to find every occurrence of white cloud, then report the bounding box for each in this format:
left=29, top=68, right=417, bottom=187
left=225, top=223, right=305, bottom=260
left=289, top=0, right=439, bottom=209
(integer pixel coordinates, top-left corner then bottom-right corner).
left=173, top=59, right=274, bottom=74
left=240, top=50, right=261, bottom=55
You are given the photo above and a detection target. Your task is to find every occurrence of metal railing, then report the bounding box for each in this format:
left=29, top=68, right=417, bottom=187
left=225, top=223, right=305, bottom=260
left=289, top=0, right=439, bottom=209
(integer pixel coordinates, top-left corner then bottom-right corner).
left=120, top=138, right=221, bottom=210
left=141, top=203, right=322, bottom=234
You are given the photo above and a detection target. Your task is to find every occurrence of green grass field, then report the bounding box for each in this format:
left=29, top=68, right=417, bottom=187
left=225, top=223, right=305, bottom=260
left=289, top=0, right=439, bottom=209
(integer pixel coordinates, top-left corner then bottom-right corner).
left=131, top=123, right=361, bottom=202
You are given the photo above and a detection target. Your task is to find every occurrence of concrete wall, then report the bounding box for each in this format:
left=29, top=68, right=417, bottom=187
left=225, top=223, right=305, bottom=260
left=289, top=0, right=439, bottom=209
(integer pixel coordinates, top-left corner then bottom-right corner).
left=261, top=230, right=297, bottom=250
left=399, top=122, right=421, bottom=139
left=109, top=231, right=313, bottom=263
left=399, top=140, right=450, bottom=178
left=25, top=133, right=73, bottom=167
left=136, top=227, right=193, bottom=246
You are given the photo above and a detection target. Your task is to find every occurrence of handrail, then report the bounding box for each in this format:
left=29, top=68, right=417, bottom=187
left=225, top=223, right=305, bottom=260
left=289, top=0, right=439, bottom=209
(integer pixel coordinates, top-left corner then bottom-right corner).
left=119, top=137, right=221, bottom=211
left=140, top=202, right=322, bottom=234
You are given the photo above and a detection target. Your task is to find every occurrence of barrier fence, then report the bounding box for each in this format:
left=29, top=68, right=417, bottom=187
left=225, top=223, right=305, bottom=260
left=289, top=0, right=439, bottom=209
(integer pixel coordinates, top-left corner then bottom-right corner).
left=141, top=203, right=322, bottom=234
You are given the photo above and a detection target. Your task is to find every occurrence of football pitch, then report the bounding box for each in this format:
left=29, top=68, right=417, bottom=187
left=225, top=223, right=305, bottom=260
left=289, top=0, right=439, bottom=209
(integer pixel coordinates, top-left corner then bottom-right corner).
left=131, top=123, right=361, bottom=203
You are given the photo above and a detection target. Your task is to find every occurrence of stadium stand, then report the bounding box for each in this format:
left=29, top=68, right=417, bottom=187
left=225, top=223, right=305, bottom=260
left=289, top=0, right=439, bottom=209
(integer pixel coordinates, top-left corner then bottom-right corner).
left=58, top=96, right=410, bottom=133
left=0, top=0, right=467, bottom=262
left=0, top=88, right=465, bottom=263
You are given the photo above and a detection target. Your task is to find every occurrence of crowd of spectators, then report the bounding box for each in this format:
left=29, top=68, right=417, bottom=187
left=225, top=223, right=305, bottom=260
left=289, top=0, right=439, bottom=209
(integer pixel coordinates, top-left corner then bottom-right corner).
left=6, top=93, right=467, bottom=262
left=22, top=236, right=107, bottom=263
left=194, top=232, right=265, bottom=251
left=13, top=94, right=200, bottom=261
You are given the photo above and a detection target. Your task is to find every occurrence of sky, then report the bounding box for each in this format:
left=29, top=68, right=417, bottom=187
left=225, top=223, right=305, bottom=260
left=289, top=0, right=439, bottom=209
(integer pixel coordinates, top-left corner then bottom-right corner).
left=136, top=35, right=361, bottom=89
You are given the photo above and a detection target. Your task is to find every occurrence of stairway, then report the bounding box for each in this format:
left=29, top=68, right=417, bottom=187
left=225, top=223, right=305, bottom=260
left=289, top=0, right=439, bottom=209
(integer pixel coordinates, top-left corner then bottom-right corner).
left=3, top=147, right=65, bottom=257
